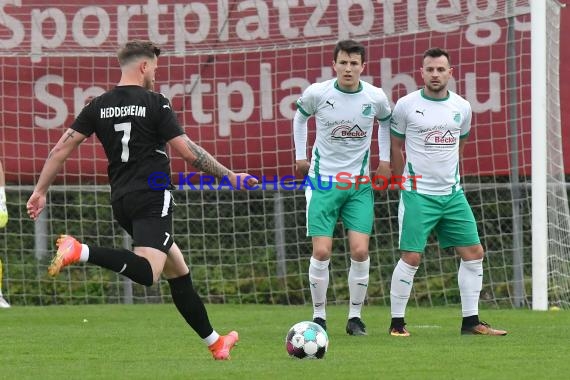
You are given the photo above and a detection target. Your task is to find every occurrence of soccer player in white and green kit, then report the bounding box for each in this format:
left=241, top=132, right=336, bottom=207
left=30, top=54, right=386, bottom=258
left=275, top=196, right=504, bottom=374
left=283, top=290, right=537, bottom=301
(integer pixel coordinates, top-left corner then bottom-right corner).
left=293, top=40, right=392, bottom=335
left=388, top=47, right=507, bottom=336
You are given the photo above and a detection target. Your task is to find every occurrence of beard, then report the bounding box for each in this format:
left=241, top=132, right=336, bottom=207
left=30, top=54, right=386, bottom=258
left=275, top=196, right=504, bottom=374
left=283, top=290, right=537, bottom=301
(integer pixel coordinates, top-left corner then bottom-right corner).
left=426, top=82, right=445, bottom=93
left=143, top=77, right=154, bottom=90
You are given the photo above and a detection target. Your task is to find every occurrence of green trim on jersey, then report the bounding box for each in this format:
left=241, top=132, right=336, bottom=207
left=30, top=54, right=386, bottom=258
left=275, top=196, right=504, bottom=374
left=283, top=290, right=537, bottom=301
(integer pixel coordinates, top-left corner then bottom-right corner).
left=460, top=131, right=470, bottom=139
left=359, top=150, right=370, bottom=176
left=334, top=80, right=363, bottom=94
left=379, top=112, right=392, bottom=121
left=407, top=162, right=417, bottom=191
left=452, top=163, right=459, bottom=193
left=390, top=128, right=405, bottom=138
left=296, top=102, right=311, bottom=117
left=420, top=88, right=450, bottom=101
left=313, top=148, right=321, bottom=177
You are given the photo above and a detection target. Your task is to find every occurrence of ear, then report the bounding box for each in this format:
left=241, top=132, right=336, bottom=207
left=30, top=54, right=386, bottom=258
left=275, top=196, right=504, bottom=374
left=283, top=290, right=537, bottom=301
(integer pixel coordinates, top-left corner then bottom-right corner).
left=139, top=60, right=147, bottom=74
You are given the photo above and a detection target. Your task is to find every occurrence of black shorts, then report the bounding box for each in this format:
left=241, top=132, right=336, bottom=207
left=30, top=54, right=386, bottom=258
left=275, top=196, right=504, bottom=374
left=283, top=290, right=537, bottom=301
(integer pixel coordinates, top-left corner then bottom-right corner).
left=112, top=190, right=174, bottom=254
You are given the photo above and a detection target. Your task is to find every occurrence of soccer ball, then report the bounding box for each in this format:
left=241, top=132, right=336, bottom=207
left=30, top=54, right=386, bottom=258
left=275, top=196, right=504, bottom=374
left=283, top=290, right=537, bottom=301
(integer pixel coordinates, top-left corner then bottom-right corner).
left=285, top=321, right=329, bottom=359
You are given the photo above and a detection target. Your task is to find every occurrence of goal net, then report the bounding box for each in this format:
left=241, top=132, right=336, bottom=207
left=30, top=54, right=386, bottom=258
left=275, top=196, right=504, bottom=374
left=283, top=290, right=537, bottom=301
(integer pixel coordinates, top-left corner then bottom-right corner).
left=1, top=0, right=568, bottom=309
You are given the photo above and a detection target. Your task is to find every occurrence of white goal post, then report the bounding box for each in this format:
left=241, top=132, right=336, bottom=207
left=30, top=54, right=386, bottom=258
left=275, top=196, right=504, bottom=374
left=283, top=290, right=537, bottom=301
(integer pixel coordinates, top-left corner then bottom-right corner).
left=0, top=0, right=569, bottom=310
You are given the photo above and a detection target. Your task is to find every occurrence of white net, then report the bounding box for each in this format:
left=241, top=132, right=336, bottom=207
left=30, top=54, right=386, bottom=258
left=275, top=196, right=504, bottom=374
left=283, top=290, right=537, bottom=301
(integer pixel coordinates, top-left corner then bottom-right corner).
left=0, top=0, right=567, bottom=308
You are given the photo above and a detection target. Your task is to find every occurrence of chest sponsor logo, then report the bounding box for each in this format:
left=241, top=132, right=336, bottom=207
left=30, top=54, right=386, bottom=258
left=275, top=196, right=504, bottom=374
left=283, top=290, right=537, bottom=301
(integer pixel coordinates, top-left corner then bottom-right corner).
left=331, top=125, right=367, bottom=140
left=424, top=130, right=456, bottom=149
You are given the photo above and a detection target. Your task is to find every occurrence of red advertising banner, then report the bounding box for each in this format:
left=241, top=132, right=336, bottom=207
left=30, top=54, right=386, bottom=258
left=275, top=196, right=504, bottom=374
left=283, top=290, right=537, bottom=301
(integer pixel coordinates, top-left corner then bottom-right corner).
left=0, top=1, right=566, bottom=185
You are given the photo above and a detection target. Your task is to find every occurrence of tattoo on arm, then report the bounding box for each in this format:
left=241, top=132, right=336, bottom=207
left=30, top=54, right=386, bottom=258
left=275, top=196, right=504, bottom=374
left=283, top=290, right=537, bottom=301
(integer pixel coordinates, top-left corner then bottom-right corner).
left=184, top=136, right=230, bottom=179
left=63, top=130, right=76, bottom=143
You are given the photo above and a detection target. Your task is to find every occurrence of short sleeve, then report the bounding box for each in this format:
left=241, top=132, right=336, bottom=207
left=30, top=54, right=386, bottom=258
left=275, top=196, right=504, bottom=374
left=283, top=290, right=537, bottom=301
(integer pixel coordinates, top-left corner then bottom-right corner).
left=390, top=99, right=407, bottom=138
left=70, top=101, right=96, bottom=137
left=460, top=104, right=472, bottom=138
left=375, top=88, right=392, bottom=121
left=157, top=94, right=185, bottom=141
left=295, top=84, right=318, bottom=117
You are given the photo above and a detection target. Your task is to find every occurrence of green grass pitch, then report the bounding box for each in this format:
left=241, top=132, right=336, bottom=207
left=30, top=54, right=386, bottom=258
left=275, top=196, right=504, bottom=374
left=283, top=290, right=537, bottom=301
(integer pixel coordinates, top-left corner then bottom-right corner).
left=1, top=304, right=568, bottom=379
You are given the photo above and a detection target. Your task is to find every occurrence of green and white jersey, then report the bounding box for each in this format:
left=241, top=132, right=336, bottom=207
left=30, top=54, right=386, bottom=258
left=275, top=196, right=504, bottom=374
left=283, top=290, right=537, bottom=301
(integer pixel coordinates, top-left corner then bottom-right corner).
left=390, top=89, right=472, bottom=195
left=296, top=79, right=392, bottom=181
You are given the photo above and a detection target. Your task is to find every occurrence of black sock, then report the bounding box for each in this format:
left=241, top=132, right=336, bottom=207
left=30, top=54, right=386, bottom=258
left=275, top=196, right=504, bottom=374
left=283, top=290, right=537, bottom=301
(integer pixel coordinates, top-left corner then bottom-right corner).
left=462, top=315, right=480, bottom=329
left=87, top=246, right=154, bottom=286
left=391, top=317, right=405, bottom=328
left=168, top=273, right=214, bottom=339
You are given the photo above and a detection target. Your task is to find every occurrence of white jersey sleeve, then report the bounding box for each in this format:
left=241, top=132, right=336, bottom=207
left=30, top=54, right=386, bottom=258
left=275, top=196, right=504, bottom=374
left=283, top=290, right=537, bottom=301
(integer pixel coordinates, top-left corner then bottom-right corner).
left=296, top=83, right=320, bottom=116
left=389, top=95, right=409, bottom=137
left=293, top=110, right=310, bottom=160
left=460, top=105, right=472, bottom=138
left=374, top=88, right=392, bottom=161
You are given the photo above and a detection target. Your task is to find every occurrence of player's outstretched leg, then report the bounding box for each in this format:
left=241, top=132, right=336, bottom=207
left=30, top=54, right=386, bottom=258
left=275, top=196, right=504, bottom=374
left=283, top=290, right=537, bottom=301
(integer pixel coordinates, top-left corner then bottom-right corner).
left=208, top=331, right=239, bottom=360
left=48, top=235, right=82, bottom=276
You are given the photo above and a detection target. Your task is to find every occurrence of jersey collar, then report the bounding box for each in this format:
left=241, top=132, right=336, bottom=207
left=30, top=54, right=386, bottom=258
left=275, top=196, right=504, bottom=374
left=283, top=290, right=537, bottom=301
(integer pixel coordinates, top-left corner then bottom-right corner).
left=421, top=88, right=450, bottom=101
left=334, top=80, right=363, bottom=94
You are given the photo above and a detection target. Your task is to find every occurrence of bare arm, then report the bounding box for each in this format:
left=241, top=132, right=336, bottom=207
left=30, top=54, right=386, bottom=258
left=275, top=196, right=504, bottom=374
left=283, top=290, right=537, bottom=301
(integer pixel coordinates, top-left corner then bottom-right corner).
left=168, top=135, right=232, bottom=179
left=459, top=138, right=468, bottom=161
left=390, top=134, right=405, bottom=177
left=34, top=129, right=87, bottom=195
left=168, top=134, right=258, bottom=189
left=27, top=129, right=86, bottom=220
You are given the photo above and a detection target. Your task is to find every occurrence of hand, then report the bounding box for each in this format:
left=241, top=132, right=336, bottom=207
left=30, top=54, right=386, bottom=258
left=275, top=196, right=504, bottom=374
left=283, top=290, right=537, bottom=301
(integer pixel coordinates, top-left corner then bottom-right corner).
left=229, top=172, right=259, bottom=190
left=26, top=191, right=47, bottom=221
left=295, top=160, right=310, bottom=177
left=375, top=161, right=392, bottom=188
left=0, top=203, right=7, bottom=228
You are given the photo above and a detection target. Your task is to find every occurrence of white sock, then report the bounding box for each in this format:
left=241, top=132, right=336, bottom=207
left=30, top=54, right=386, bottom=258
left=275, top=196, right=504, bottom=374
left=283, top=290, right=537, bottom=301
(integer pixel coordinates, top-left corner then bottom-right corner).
left=390, top=259, right=418, bottom=318
left=203, top=331, right=220, bottom=346
left=79, top=244, right=90, bottom=262
left=458, top=258, right=483, bottom=317
left=309, top=256, right=330, bottom=320
left=348, top=257, right=370, bottom=319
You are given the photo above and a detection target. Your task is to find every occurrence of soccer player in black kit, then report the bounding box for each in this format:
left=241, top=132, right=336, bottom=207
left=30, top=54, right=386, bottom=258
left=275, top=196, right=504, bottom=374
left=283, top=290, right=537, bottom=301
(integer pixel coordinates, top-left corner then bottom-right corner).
left=26, top=40, right=258, bottom=360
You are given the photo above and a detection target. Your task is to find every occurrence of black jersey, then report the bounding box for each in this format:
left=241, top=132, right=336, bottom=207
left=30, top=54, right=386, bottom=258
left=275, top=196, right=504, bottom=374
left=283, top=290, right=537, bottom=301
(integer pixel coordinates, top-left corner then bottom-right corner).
left=71, top=85, right=184, bottom=201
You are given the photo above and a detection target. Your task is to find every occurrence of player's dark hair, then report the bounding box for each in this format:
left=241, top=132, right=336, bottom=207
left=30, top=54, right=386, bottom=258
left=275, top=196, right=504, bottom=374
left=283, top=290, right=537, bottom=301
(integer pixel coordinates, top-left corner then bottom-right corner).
left=333, top=40, right=366, bottom=63
left=117, top=40, right=161, bottom=66
left=423, top=47, right=450, bottom=65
